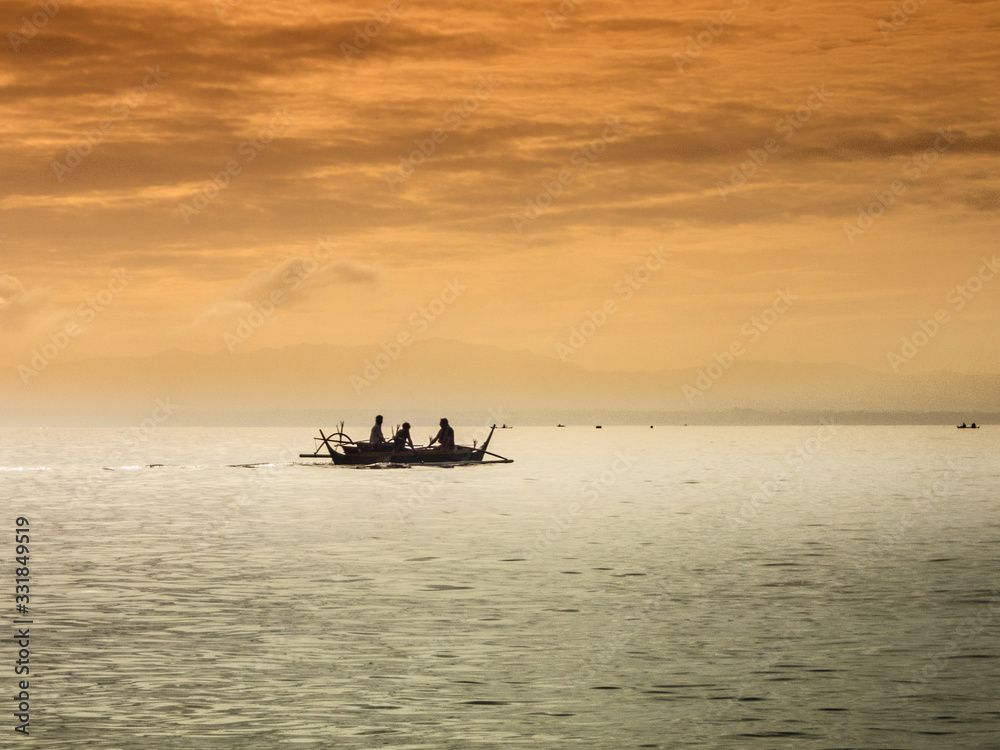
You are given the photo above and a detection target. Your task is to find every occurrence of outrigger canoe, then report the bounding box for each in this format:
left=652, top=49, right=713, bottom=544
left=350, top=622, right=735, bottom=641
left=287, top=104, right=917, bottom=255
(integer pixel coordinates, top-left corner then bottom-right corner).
left=299, top=423, right=512, bottom=466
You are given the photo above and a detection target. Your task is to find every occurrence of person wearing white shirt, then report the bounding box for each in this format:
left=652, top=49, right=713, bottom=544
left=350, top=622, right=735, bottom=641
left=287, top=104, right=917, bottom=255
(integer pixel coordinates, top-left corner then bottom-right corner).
left=369, top=415, right=386, bottom=445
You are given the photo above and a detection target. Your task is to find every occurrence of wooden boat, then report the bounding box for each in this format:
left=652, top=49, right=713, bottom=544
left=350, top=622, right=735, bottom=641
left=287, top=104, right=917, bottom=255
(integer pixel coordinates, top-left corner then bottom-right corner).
left=300, top=423, right=512, bottom=466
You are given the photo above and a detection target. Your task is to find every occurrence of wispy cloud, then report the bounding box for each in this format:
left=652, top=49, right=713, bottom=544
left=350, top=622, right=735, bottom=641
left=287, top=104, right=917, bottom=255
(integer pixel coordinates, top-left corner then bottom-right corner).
left=0, top=275, right=49, bottom=329
left=0, top=0, right=997, bottom=372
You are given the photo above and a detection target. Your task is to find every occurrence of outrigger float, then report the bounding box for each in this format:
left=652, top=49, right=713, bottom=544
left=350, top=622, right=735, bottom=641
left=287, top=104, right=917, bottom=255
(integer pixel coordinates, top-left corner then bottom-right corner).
left=299, top=423, right=513, bottom=466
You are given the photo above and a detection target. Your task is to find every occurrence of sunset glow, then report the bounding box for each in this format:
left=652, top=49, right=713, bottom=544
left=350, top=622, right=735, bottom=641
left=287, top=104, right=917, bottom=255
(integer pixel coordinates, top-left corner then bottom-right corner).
left=2, top=0, right=998, bottom=421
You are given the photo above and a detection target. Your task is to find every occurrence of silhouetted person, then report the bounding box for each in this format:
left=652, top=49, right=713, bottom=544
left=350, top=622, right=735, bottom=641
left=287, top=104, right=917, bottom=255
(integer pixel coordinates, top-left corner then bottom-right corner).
left=369, top=415, right=385, bottom=445
left=429, top=418, right=455, bottom=450
left=971, top=422, right=977, bottom=428
left=394, top=422, right=415, bottom=450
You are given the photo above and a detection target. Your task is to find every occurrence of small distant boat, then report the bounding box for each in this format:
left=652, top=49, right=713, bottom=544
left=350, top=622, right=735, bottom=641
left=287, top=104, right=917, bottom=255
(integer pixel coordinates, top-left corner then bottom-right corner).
left=956, top=422, right=980, bottom=429
left=557, top=424, right=566, bottom=427
left=596, top=425, right=602, bottom=429
left=300, top=424, right=512, bottom=466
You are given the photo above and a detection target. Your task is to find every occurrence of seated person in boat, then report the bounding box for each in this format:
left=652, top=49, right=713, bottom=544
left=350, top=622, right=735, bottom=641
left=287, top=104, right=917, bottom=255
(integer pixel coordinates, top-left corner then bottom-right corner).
left=394, top=422, right=415, bottom=450
left=368, top=415, right=386, bottom=446
left=429, top=418, right=455, bottom=450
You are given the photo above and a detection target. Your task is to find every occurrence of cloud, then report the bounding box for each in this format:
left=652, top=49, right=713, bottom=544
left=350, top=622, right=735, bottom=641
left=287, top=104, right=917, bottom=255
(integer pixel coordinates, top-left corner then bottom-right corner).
left=1, top=0, right=998, bottom=373
left=195, top=250, right=381, bottom=328
left=960, top=188, right=1000, bottom=212
left=231, top=255, right=380, bottom=306
left=0, top=275, right=50, bottom=329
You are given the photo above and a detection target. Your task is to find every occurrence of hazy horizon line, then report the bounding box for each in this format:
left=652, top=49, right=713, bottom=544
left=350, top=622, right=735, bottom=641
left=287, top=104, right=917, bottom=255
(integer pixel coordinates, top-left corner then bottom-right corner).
left=1, top=409, right=995, bottom=430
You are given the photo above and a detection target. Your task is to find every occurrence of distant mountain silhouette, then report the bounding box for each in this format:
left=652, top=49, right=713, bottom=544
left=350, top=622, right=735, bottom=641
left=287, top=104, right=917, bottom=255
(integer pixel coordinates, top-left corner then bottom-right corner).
left=1, top=338, right=997, bottom=425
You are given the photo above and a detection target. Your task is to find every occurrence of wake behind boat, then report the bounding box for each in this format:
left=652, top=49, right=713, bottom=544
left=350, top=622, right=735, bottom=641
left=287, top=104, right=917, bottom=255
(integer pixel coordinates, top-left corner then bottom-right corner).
left=299, top=423, right=512, bottom=466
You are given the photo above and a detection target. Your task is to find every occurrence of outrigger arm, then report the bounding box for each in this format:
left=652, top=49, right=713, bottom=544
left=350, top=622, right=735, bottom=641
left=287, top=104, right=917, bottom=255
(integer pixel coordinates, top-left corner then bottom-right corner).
left=318, top=429, right=339, bottom=461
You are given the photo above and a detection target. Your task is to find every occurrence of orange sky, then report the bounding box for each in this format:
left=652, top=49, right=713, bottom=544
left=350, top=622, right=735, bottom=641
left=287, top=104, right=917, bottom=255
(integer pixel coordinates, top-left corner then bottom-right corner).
left=2, top=0, right=999, bottom=382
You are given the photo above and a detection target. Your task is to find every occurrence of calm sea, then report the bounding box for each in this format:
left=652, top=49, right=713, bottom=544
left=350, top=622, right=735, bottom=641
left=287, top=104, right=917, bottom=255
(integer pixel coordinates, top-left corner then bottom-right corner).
left=1, top=425, right=997, bottom=748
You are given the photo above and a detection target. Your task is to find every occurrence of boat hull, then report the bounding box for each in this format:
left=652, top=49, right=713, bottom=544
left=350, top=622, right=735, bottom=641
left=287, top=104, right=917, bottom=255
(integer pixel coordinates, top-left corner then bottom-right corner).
left=299, top=424, right=507, bottom=465
left=302, top=447, right=488, bottom=465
